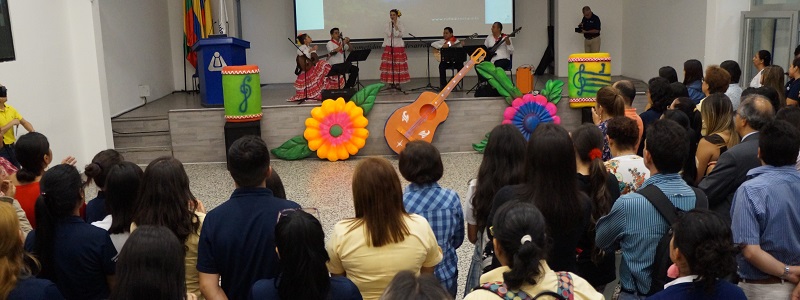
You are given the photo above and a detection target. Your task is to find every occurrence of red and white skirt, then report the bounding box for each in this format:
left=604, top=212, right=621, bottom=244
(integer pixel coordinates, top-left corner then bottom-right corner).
left=379, top=46, right=411, bottom=84
left=289, top=60, right=334, bottom=101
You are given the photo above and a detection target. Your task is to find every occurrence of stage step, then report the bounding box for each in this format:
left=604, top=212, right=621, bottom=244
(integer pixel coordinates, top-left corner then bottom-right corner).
left=111, top=115, right=170, bottom=134
left=113, top=132, right=172, bottom=148
left=114, top=146, right=173, bottom=165
left=112, top=115, right=172, bottom=164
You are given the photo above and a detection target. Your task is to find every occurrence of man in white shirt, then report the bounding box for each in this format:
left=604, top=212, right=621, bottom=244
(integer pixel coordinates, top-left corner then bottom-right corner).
left=431, top=27, right=463, bottom=88
left=484, top=22, right=513, bottom=69
left=326, top=28, right=359, bottom=89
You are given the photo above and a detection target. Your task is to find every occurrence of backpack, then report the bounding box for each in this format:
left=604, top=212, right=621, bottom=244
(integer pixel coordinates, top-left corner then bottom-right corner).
left=474, top=271, right=574, bottom=300
left=636, top=185, right=708, bottom=296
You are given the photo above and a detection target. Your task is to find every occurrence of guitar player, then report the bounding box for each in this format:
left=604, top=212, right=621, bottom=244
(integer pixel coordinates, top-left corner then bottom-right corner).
left=431, top=27, right=463, bottom=88
left=478, top=22, right=513, bottom=84
left=326, top=27, right=359, bottom=89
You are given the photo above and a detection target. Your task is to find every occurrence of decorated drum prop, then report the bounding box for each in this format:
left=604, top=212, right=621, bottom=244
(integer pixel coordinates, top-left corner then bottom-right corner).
left=567, top=53, right=611, bottom=108
left=222, top=65, right=262, bottom=122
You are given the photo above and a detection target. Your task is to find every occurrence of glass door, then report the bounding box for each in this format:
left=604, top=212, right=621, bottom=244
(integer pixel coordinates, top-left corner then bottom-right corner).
left=740, top=11, right=798, bottom=87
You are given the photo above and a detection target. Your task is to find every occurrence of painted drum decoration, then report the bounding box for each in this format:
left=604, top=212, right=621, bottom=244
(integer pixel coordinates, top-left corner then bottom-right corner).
left=567, top=53, right=611, bottom=108
left=222, top=65, right=262, bottom=122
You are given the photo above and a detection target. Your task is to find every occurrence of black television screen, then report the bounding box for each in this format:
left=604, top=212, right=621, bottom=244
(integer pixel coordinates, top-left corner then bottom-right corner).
left=0, top=0, right=15, bottom=63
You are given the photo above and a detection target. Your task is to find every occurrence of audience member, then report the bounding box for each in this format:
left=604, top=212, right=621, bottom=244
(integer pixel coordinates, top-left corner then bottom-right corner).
left=698, top=95, right=774, bottom=220
left=742, top=86, right=781, bottom=114
left=761, top=65, right=786, bottom=108
left=487, top=124, right=591, bottom=273
left=399, top=141, right=463, bottom=297
left=683, top=59, right=705, bottom=103
left=0, top=84, right=35, bottom=168
left=0, top=167, right=32, bottom=239
left=648, top=210, right=745, bottom=300
left=111, top=225, right=196, bottom=300
left=25, top=165, right=116, bottom=300
left=326, top=157, right=442, bottom=300
left=380, top=271, right=450, bottom=300
left=596, top=119, right=706, bottom=299
left=786, top=57, right=800, bottom=107
left=721, top=60, right=743, bottom=109
left=750, top=50, right=771, bottom=88
left=731, top=120, right=800, bottom=299
left=668, top=97, right=702, bottom=145
left=91, top=162, right=142, bottom=253
left=659, top=66, right=679, bottom=83
left=250, top=210, right=362, bottom=300
left=776, top=106, right=800, bottom=169
left=464, top=124, right=526, bottom=294
left=670, top=82, right=689, bottom=98
left=83, top=149, right=124, bottom=224
left=613, top=80, right=644, bottom=148
left=606, top=117, right=651, bottom=195
left=702, top=66, right=731, bottom=97
left=132, top=157, right=203, bottom=298
left=465, top=201, right=603, bottom=300
left=661, top=110, right=699, bottom=186
left=639, top=77, right=672, bottom=156
left=265, top=168, right=286, bottom=199
left=593, top=86, right=626, bottom=161
left=0, top=202, right=63, bottom=300
left=572, top=124, right=620, bottom=290
left=696, top=93, right=739, bottom=185
left=197, top=136, right=300, bottom=300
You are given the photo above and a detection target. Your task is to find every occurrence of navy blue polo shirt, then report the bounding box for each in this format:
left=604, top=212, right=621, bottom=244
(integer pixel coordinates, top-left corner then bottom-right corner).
left=8, top=277, right=63, bottom=300
left=197, top=187, right=300, bottom=300
left=24, top=216, right=116, bottom=300
left=581, top=13, right=601, bottom=39
left=84, top=192, right=107, bottom=224
left=249, top=276, right=363, bottom=300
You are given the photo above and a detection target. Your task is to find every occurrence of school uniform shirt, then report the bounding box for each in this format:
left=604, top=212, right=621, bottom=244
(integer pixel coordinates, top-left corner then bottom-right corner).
left=326, top=39, right=350, bottom=65
left=249, top=276, right=363, bottom=300
left=91, top=214, right=129, bottom=254
left=84, top=192, right=107, bottom=224
left=8, top=277, right=64, bottom=300
left=463, top=263, right=603, bottom=300
left=647, top=275, right=746, bottom=300
left=484, top=35, right=513, bottom=63
left=25, top=216, right=116, bottom=300
left=786, top=78, right=800, bottom=102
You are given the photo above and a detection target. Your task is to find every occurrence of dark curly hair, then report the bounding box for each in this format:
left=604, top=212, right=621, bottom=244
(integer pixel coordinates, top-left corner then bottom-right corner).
left=493, top=201, right=549, bottom=290
left=672, top=209, right=737, bottom=294
left=606, top=116, right=639, bottom=151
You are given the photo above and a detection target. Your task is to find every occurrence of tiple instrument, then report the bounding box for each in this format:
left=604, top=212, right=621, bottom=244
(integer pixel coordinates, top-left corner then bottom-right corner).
left=487, top=27, right=522, bottom=58
left=384, top=48, right=487, bottom=154
left=434, top=33, right=479, bottom=62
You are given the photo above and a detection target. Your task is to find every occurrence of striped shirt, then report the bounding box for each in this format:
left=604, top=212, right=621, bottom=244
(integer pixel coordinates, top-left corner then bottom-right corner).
left=731, top=165, right=800, bottom=280
left=596, top=173, right=697, bottom=294
left=403, top=182, right=465, bottom=290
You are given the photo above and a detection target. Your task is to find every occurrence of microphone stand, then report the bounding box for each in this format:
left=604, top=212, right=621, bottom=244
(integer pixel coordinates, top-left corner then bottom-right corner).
left=288, top=38, right=314, bottom=104
left=383, top=21, right=406, bottom=94
left=408, top=33, right=438, bottom=91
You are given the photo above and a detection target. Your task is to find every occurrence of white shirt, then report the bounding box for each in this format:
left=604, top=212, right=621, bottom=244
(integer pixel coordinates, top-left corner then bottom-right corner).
left=383, top=20, right=405, bottom=47
left=296, top=44, right=314, bottom=57
left=663, top=275, right=699, bottom=289
left=91, top=215, right=131, bottom=254
left=326, top=40, right=349, bottom=65
left=750, top=69, right=763, bottom=88
left=484, top=34, right=514, bottom=63
left=726, top=83, right=743, bottom=109
left=463, top=179, right=477, bottom=225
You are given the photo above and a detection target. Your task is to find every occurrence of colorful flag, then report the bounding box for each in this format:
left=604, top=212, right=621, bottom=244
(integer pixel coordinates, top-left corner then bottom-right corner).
left=184, top=0, right=213, bottom=68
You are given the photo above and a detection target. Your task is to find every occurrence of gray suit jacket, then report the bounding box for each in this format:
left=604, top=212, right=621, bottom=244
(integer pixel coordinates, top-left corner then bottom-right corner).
left=698, top=132, right=761, bottom=221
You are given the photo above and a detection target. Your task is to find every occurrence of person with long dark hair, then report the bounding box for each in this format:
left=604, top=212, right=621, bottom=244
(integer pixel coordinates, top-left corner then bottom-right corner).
left=669, top=97, right=703, bottom=145
left=25, top=165, right=116, bottom=300
left=91, top=162, right=142, bottom=253
left=464, top=201, right=602, bottom=299
left=638, top=77, right=673, bottom=156
left=684, top=59, right=705, bottom=103
left=761, top=65, right=786, bottom=109
left=132, top=157, right=203, bottom=299
left=487, top=124, right=592, bottom=273
left=380, top=271, right=451, bottom=300
left=648, top=210, right=745, bottom=300
left=572, top=124, right=620, bottom=290
left=111, top=225, right=196, bottom=300
left=83, top=149, right=124, bottom=224
left=661, top=110, right=699, bottom=186
left=326, top=157, right=441, bottom=300
left=380, top=9, right=411, bottom=88
left=0, top=202, right=62, bottom=300
left=750, top=50, right=771, bottom=88
left=659, top=66, right=679, bottom=83
left=463, top=124, right=526, bottom=294
left=251, top=210, right=361, bottom=300
left=289, top=33, right=333, bottom=102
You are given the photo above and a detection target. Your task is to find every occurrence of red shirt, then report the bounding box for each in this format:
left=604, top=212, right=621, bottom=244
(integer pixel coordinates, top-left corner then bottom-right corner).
left=16, top=181, right=87, bottom=228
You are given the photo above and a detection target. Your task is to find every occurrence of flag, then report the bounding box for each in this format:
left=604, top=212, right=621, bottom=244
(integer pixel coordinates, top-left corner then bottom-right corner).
left=215, top=0, right=229, bottom=35
left=184, top=0, right=213, bottom=68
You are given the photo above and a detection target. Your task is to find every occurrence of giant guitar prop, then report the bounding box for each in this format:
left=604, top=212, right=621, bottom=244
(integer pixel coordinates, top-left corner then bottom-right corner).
left=384, top=48, right=487, bottom=154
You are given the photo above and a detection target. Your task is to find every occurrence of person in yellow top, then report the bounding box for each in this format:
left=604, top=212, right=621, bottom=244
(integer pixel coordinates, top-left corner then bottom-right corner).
left=0, top=85, right=35, bottom=167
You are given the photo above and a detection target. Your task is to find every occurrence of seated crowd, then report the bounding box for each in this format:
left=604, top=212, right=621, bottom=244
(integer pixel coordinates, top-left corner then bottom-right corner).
left=1, top=57, right=800, bottom=300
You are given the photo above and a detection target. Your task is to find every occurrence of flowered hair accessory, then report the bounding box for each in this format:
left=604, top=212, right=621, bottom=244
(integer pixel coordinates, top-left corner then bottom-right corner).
left=391, top=9, right=402, bottom=16
left=588, top=148, right=602, bottom=160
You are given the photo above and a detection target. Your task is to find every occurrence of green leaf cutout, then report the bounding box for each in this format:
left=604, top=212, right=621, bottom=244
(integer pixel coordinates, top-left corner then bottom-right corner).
left=350, top=83, right=384, bottom=116
left=271, top=135, right=312, bottom=160
left=541, top=80, right=564, bottom=104
left=472, top=132, right=491, bottom=153
left=476, top=62, right=522, bottom=105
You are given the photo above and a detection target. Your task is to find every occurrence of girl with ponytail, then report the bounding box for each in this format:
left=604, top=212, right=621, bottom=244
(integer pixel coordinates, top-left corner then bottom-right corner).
left=571, top=124, right=620, bottom=290
left=83, top=149, right=124, bottom=223
left=25, top=164, right=116, bottom=300
left=464, top=201, right=602, bottom=299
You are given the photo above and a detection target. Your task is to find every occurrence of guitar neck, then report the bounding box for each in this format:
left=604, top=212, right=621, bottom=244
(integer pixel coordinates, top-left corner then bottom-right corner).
left=432, top=59, right=477, bottom=106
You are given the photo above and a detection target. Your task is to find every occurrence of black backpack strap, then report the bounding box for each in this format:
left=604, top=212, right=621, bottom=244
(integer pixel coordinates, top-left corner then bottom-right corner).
left=637, top=185, right=678, bottom=225
left=691, top=187, right=708, bottom=209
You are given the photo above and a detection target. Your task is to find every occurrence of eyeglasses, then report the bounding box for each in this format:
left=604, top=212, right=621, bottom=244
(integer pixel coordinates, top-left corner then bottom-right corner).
left=277, top=207, right=320, bottom=223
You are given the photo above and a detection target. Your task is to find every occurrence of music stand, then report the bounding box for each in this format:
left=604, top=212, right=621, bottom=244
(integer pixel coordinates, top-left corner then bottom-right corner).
left=345, top=49, right=371, bottom=90
left=464, top=45, right=487, bottom=94
left=408, top=33, right=438, bottom=92
left=440, top=47, right=468, bottom=90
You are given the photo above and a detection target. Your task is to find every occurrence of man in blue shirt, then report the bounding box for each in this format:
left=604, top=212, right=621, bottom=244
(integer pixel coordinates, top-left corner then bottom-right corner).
left=731, top=120, right=800, bottom=299
left=596, top=120, right=700, bottom=300
left=197, top=136, right=300, bottom=300
left=399, top=141, right=464, bottom=297
left=578, top=6, right=601, bottom=53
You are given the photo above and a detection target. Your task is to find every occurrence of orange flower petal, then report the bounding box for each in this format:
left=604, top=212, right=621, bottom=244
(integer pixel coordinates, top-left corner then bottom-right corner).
left=317, top=143, right=330, bottom=159
left=336, top=146, right=350, bottom=160
left=310, top=107, right=326, bottom=122
left=350, top=136, right=366, bottom=148
left=344, top=141, right=359, bottom=155
left=352, top=116, right=368, bottom=128
left=304, top=128, right=321, bottom=141
left=352, top=128, right=369, bottom=139
left=305, top=117, right=321, bottom=129
left=308, top=137, right=323, bottom=151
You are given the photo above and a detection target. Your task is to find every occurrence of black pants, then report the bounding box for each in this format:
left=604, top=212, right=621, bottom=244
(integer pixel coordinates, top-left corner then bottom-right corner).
left=439, top=61, right=464, bottom=88
left=478, top=59, right=511, bottom=83
left=0, top=144, right=20, bottom=168
left=330, top=63, right=359, bottom=89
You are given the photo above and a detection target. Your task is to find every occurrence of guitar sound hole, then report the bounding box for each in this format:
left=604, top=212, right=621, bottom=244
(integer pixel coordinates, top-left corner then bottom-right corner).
left=419, top=104, right=437, bottom=119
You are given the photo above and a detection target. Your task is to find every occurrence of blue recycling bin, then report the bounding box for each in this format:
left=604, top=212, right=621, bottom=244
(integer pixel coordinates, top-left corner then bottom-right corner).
left=192, top=36, right=250, bottom=107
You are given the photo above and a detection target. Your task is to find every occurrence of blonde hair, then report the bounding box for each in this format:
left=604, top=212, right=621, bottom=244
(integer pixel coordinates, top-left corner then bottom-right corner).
left=0, top=202, right=36, bottom=298
left=761, top=65, right=786, bottom=107
left=700, top=94, right=740, bottom=148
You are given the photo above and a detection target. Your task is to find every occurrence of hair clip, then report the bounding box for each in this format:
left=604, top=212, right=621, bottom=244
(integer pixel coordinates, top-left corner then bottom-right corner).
left=520, top=234, right=532, bottom=245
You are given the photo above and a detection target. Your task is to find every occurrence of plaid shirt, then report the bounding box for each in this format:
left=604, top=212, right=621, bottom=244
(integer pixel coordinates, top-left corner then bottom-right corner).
left=403, top=182, right=465, bottom=286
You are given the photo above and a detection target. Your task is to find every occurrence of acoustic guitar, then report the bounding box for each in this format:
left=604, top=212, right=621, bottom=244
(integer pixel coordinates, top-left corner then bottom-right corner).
left=433, top=33, right=479, bottom=62
left=384, top=48, right=487, bottom=154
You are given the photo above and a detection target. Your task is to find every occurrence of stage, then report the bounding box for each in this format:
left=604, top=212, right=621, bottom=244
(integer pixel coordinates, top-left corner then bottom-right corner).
left=111, top=75, right=648, bottom=164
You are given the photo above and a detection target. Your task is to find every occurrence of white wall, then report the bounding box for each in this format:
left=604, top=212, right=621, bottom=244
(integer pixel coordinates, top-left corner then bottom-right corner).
left=98, top=0, right=174, bottom=116
left=0, top=0, right=112, bottom=166
left=621, top=0, right=708, bottom=82
left=555, top=0, right=624, bottom=77
left=704, top=0, right=750, bottom=67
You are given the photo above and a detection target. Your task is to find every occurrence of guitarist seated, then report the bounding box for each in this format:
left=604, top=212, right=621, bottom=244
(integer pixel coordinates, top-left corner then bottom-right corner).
left=431, top=27, right=464, bottom=89
left=289, top=33, right=333, bottom=102
left=482, top=22, right=514, bottom=77
left=326, top=28, right=359, bottom=89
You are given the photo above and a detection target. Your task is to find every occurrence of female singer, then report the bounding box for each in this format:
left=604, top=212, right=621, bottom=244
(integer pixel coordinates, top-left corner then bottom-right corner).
left=380, top=9, right=411, bottom=87
left=289, top=33, right=333, bottom=102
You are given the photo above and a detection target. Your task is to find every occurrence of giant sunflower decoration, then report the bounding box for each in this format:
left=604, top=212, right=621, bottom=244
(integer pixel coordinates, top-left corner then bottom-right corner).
left=304, top=98, right=369, bottom=161
left=503, top=94, right=560, bottom=140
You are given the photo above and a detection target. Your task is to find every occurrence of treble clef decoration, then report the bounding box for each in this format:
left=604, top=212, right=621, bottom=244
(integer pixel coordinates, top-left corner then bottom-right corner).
left=572, top=63, right=611, bottom=96
left=239, top=75, right=252, bottom=113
